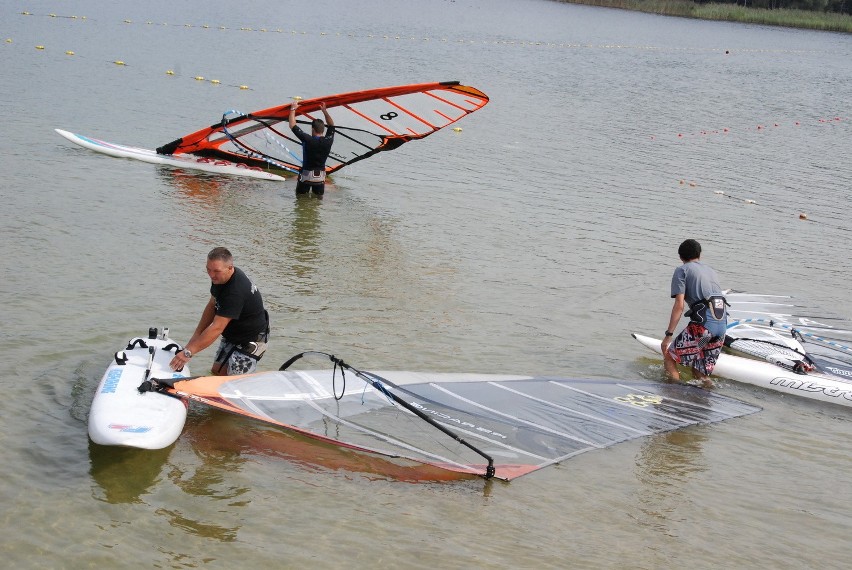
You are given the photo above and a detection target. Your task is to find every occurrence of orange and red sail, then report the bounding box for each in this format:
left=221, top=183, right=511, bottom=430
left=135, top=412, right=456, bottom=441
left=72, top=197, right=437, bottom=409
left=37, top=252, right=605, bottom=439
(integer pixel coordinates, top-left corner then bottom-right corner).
left=156, top=81, right=490, bottom=175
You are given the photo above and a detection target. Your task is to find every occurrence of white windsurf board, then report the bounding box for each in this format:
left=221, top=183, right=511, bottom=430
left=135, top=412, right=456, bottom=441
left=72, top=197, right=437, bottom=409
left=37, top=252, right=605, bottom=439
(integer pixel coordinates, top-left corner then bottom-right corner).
left=89, top=328, right=190, bottom=449
left=632, top=333, right=852, bottom=408
left=56, top=129, right=287, bottom=181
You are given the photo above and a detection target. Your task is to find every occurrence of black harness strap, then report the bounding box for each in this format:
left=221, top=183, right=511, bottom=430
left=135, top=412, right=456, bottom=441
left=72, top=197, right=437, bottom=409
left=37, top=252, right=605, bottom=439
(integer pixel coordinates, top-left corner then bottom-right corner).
left=688, top=295, right=730, bottom=323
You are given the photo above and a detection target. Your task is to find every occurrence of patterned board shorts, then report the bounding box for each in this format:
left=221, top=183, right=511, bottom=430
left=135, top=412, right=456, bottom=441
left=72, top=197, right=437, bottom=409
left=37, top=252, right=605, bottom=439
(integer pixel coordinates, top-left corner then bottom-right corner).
left=667, top=322, right=724, bottom=377
left=213, top=335, right=268, bottom=375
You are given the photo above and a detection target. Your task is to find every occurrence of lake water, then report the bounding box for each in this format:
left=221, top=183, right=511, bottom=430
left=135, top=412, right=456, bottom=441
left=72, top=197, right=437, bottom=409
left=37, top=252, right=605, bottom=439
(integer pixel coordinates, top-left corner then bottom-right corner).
left=1, top=0, right=850, bottom=567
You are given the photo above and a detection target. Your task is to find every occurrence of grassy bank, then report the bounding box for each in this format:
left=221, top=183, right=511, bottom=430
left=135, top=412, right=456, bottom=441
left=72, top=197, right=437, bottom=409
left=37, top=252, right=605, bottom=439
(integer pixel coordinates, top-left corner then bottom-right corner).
left=558, top=0, right=852, bottom=33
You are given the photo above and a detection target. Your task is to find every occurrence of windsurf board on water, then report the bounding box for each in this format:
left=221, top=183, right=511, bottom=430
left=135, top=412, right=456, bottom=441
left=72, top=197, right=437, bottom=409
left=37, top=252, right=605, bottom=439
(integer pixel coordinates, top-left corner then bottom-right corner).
left=56, top=82, right=489, bottom=183
left=89, top=328, right=190, bottom=449
left=723, top=291, right=852, bottom=378
left=632, top=333, right=852, bottom=408
left=55, top=129, right=288, bottom=181
left=724, top=322, right=812, bottom=372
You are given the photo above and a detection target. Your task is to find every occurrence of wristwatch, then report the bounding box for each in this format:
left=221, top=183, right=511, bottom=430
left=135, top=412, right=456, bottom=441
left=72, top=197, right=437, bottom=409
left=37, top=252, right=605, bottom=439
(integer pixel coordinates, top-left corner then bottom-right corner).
left=664, top=331, right=673, bottom=337
left=183, top=348, right=193, bottom=358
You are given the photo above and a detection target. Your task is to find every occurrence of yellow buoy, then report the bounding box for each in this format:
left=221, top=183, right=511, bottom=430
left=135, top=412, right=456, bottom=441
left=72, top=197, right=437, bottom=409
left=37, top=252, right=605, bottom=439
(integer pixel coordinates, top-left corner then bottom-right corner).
left=36, top=45, right=45, bottom=50
left=166, top=70, right=175, bottom=75
left=5, top=39, right=12, bottom=43
left=210, top=79, right=220, bottom=84
left=194, top=76, right=204, bottom=81
left=453, top=127, right=462, bottom=132
left=65, top=50, right=75, bottom=55
left=113, top=60, right=125, bottom=65
left=293, top=96, right=302, bottom=100
left=239, top=85, right=249, bottom=90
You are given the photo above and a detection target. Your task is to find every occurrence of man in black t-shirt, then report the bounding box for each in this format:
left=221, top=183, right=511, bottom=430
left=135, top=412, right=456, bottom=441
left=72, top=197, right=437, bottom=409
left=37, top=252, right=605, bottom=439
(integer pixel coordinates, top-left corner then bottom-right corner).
left=170, top=247, right=269, bottom=375
left=289, top=100, right=335, bottom=196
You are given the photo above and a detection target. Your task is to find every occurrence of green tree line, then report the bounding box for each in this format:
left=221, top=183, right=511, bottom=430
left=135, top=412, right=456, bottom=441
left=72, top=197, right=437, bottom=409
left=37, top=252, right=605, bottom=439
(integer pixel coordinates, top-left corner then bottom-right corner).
left=722, top=0, right=848, bottom=15
left=558, top=0, right=852, bottom=31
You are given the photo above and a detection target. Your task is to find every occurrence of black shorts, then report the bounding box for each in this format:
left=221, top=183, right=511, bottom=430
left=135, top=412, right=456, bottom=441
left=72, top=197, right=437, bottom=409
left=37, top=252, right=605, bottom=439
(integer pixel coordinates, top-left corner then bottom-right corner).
left=296, top=180, right=324, bottom=195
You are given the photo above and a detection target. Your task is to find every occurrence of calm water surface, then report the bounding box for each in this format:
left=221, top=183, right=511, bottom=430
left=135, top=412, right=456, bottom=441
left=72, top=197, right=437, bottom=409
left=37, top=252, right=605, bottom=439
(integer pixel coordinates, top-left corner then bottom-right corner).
left=1, top=0, right=850, bottom=568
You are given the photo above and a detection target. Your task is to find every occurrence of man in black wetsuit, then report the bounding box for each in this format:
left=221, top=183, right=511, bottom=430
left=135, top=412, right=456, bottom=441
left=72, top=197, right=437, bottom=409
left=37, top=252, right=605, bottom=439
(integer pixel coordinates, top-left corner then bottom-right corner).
left=169, top=247, right=269, bottom=376
left=289, top=100, right=335, bottom=196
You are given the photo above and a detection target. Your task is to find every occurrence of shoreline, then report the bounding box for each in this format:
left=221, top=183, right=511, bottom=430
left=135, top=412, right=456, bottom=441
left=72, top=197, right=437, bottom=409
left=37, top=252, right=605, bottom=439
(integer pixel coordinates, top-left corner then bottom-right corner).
left=557, top=0, right=852, bottom=33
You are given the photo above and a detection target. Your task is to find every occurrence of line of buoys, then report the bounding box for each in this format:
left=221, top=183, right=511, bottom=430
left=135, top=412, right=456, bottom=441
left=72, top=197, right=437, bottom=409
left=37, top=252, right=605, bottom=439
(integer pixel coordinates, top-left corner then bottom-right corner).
left=657, top=117, right=845, bottom=141
left=680, top=180, right=819, bottom=222
left=14, top=41, right=252, bottom=90
left=15, top=11, right=821, bottom=54
left=21, top=11, right=86, bottom=20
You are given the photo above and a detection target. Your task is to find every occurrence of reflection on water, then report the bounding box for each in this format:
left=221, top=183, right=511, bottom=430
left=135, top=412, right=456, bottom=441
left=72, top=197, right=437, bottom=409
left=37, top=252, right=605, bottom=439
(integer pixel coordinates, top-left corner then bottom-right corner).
left=635, top=428, right=708, bottom=483
left=166, top=412, right=251, bottom=493
left=89, top=442, right=172, bottom=504
left=630, top=383, right=713, bottom=534
left=153, top=507, right=239, bottom=543
left=161, top=168, right=230, bottom=212
left=288, top=195, right=323, bottom=290
left=630, top=428, right=709, bottom=536
left=181, top=407, right=477, bottom=484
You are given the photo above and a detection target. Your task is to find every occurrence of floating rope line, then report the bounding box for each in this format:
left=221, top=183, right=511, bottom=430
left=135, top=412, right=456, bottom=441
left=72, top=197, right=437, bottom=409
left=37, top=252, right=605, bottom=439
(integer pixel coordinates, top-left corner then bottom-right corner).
left=17, top=11, right=829, bottom=55
left=667, top=177, right=847, bottom=227
left=650, top=116, right=846, bottom=141
left=644, top=114, right=848, bottom=226
left=5, top=38, right=254, bottom=91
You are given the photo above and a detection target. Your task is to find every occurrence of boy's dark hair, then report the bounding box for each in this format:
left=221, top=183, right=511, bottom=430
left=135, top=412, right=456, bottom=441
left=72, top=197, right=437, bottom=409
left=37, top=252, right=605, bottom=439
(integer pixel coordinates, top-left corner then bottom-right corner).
left=678, top=239, right=701, bottom=261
